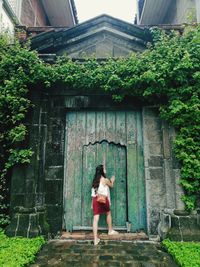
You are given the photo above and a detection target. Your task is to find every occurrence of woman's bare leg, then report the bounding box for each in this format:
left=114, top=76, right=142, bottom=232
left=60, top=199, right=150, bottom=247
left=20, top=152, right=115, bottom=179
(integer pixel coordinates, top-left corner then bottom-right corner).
left=106, top=211, right=112, bottom=232
left=93, top=214, right=100, bottom=244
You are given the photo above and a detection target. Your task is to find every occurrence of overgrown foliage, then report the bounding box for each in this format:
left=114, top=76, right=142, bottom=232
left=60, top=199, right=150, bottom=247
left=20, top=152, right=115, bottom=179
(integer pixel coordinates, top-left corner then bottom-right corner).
left=163, top=239, right=200, bottom=267
left=0, top=229, right=45, bottom=267
left=0, top=37, right=47, bottom=227
left=0, top=25, right=199, bottom=225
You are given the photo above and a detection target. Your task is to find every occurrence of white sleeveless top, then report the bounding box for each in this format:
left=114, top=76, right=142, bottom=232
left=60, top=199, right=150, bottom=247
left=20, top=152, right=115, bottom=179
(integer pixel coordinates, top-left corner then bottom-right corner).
left=91, top=179, right=111, bottom=204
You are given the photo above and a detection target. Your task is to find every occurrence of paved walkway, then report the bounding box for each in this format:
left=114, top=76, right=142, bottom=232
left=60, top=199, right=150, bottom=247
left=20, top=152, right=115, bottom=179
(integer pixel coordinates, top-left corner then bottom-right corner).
left=30, top=240, right=178, bottom=267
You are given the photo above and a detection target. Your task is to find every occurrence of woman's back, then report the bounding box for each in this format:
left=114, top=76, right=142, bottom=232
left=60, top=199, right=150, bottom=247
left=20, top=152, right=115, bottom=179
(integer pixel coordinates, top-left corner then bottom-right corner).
left=98, top=177, right=109, bottom=196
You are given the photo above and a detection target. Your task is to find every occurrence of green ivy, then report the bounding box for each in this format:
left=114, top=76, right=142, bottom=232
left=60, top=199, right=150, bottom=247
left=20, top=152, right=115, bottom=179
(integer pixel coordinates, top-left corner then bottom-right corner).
left=0, top=37, right=47, bottom=227
left=0, top=229, right=46, bottom=267
left=163, top=239, right=200, bottom=267
left=0, top=24, right=200, bottom=224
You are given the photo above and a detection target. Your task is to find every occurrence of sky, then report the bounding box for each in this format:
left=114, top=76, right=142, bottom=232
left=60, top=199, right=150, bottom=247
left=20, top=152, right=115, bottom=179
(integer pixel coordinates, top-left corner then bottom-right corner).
left=74, top=0, right=137, bottom=23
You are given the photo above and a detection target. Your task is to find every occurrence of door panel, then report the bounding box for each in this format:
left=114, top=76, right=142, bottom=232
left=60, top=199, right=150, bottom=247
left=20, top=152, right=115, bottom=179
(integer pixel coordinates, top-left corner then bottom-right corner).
left=82, top=141, right=127, bottom=228
left=63, top=111, right=146, bottom=232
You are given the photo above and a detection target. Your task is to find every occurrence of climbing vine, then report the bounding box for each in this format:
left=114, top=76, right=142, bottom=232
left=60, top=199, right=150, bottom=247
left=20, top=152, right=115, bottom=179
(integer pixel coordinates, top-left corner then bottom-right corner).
left=0, top=24, right=200, bottom=225
left=0, top=36, right=48, bottom=226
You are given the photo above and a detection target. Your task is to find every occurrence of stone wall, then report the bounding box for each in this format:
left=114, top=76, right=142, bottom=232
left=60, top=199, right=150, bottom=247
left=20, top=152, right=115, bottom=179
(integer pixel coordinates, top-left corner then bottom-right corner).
left=6, top=90, right=184, bottom=237
left=7, top=89, right=50, bottom=237
left=143, top=107, right=184, bottom=236
left=158, top=209, right=200, bottom=241
left=44, top=95, right=65, bottom=234
left=25, top=91, right=66, bottom=235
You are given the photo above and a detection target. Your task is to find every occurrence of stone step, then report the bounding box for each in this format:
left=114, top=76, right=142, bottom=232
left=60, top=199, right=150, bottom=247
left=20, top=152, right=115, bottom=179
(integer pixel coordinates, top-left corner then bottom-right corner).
left=61, top=231, right=149, bottom=241
left=30, top=241, right=178, bottom=267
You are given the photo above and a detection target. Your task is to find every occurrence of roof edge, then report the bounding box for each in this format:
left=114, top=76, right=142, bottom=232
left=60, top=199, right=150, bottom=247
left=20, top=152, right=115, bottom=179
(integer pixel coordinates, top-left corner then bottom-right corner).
left=2, top=0, right=20, bottom=25
left=70, top=0, right=78, bottom=24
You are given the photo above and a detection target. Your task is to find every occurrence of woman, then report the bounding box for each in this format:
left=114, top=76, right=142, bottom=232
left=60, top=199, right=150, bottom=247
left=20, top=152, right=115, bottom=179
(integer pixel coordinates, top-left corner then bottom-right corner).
left=91, top=164, right=118, bottom=245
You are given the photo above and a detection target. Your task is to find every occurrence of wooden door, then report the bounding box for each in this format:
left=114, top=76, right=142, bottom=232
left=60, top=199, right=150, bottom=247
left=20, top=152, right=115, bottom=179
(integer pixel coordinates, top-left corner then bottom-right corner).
left=63, top=111, right=146, bottom=232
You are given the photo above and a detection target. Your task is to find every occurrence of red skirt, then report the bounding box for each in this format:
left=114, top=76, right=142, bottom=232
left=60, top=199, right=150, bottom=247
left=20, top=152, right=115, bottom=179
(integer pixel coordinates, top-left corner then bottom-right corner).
left=92, top=196, right=110, bottom=215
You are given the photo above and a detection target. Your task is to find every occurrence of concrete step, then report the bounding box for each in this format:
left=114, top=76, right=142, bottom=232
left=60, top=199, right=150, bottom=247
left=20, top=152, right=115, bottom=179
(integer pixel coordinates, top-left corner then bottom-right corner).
left=61, top=231, right=149, bottom=242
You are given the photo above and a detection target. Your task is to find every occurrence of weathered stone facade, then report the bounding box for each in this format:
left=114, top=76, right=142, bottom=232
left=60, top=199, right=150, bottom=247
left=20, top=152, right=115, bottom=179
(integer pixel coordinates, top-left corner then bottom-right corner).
left=30, top=15, right=151, bottom=56
left=7, top=15, right=198, bottom=240
left=143, top=108, right=184, bottom=235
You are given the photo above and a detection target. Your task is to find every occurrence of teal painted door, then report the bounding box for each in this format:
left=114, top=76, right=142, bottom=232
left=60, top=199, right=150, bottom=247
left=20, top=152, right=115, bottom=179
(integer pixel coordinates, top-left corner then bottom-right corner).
left=63, top=111, right=146, bottom=232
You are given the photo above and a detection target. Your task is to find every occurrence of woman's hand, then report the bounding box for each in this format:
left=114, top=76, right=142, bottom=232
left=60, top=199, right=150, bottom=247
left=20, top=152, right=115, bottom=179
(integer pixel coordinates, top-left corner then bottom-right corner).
left=105, top=177, right=115, bottom=187
left=110, top=175, right=115, bottom=184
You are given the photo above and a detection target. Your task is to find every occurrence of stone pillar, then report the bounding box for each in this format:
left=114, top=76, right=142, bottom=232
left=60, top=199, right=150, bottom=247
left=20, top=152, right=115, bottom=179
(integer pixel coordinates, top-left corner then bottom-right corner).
left=143, top=107, right=167, bottom=236
left=143, top=107, right=184, bottom=238
left=169, top=128, right=185, bottom=210
left=6, top=203, right=49, bottom=237
left=43, top=95, right=66, bottom=235
left=162, top=121, right=176, bottom=209
left=6, top=93, right=49, bottom=237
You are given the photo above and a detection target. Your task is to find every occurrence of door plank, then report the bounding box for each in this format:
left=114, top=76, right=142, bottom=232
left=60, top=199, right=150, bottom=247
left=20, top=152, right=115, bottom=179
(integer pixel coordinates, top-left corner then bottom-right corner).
left=126, top=112, right=138, bottom=232
left=105, top=111, right=115, bottom=143
left=136, top=112, right=147, bottom=230
left=106, top=142, right=116, bottom=226
left=116, top=112, right=126, bottom=145
left=65, top=112, right=77, bottom=231
left=82, top=112, right=96, bottom=227
left=115, top=145, right=127, bottom=226
left=73, top=112, right=86, bottom=227
left=82, top=145, right=95, bottom=227
left=96, top=112, right=106, bottom=141
left=86, top=111, right=96, bottom=145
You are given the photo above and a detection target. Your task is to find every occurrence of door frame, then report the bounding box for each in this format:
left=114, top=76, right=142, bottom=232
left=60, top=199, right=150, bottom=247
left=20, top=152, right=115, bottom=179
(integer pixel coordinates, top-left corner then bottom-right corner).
left=62, top=109, right=147, bottom=232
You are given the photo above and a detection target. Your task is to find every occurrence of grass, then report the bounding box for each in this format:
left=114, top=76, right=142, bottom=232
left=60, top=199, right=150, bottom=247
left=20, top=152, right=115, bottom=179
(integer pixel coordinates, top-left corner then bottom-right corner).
left=163, top=239, right=200, bottom=267
left=0, top=229, right=46, bottom=267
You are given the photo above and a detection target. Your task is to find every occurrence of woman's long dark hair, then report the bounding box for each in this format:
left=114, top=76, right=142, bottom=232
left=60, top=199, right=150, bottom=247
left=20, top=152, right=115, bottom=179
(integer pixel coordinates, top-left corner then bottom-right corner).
left=92, top=165, right=106, bottom=189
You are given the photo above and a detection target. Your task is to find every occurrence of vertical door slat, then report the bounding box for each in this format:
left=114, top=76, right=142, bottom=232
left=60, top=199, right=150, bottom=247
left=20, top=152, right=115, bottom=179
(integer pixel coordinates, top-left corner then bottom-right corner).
left=73, top=112, right=85, bottom=227
left=65, top=112, right=77, bottom=231
left=115, top=145, right=127, bottom=226
left=116, top=112, right=126, bottom=145
left=82, top=145, right=96, bottom=226
left=96, top=112, right=106, bottom=141
left=136, top=112, right=146, bottom=230
left=105, top=111, right=115, bottom=142
left=126, top=112, right=138, bottom=231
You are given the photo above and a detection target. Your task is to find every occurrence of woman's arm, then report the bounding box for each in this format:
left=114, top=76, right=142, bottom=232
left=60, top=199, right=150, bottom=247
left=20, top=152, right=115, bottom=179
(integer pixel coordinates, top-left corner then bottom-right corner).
left=105, top=176, right=115, bottom=188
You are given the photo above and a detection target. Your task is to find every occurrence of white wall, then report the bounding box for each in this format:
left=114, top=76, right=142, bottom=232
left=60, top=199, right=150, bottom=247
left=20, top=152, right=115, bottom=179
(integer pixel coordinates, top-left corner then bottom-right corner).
left=7, top=0, right=22, bottom=20
left=196, top=0, right=200, bottom=22
left=0, top=1, right=15, bottom=34
left=163, top=0, right=197, bottom=24
left=139, top=0, right=198, bottom=24
left=176, top=0, right=196, bottom=23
